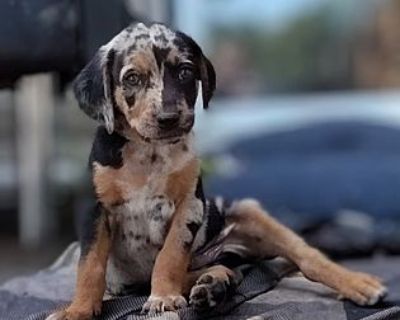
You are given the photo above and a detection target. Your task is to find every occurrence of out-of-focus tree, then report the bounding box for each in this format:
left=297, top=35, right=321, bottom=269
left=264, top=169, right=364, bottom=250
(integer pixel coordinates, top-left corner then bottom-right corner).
left=211, top=5, right=353, bottom=95
left=208, top=0, right=400, bottom=96
left=353, top=0, right=400, bottom=89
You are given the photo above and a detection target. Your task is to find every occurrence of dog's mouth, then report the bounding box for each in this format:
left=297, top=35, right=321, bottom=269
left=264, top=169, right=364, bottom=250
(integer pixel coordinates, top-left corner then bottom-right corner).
left=154, top=126, right=192, bottom=141
left=130, top=115, right=194, bottom=143
left=135, top=125, right=193, bottom=143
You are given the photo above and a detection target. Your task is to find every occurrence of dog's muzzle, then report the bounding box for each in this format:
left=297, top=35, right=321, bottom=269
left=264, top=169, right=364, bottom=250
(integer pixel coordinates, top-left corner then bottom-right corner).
left=157, top=112, right=180, bottom=130
left=153, top=112, right=194, bottom=140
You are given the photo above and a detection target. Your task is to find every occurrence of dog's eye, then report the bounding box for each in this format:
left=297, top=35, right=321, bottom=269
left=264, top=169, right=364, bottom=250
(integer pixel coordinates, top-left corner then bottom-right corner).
left=124, top=72, right=141, bottom=86
left=178, top=65, right=195, bottom=82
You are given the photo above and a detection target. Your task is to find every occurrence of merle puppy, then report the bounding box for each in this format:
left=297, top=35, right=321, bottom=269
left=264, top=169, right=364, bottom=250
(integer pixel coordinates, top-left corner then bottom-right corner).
left=47, top=23, right=387, bottom=320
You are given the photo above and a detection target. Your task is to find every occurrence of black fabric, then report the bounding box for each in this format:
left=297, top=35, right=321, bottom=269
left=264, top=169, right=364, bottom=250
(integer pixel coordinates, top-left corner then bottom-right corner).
left=203, top=199, right=225, bottom=246
left=344, top=274, right=400, bottom=320
left=1, top=245, right=399, bottom=320
left=0, top=260, right=285, bottom=320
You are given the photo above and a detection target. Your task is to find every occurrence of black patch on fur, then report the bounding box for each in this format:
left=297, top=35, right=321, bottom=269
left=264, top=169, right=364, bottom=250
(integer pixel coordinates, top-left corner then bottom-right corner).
left=215, top=252, right=252, bottom=269
left=153, top=46, right=170, bottom=70
left=104, top=49, right=117, bottom=106
left=203, top=199, right=225, bottom=246
left=187, top=221, right=201, bottom=238
left=184, top=221, right=201, bottom=251
left=135, top=33, right=150, bottom=41
left=154, top=33, right=168, bottom=44
left=161, top=62, right=182, bottom=112
left=73, top=47, right=122, bottom=131
left=151, top=153, right=157, bottom=163
left=127, top=43, right=137, bottom=54
left=165, top=59, right=198, bottom=110
left=73, top=52, right=105, bottom=121
left=125, top=94, right=136, bottom=107
left=112, top=52, right=124, bottom=85
left=79, top=202, right=109, bottom=257
left=195, top=176, right=206, bottom=204
left=89, top=126, right=128, bottom=169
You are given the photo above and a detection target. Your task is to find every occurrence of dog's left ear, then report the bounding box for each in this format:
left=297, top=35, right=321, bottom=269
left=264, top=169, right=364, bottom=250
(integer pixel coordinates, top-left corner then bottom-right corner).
left=176, top=31, right=216, bottom=109
left=73, top=47, right=116, bottom=134
left=198, top=53, right=216, bottom=109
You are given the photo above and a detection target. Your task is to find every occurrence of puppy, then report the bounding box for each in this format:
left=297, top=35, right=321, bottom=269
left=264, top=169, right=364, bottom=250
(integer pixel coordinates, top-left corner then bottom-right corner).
left=47, top=22, right=387, bottom=320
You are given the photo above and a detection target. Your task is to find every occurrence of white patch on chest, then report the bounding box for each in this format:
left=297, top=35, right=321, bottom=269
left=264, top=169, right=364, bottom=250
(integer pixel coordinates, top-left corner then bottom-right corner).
left=106, top=190, right=175, bottom=294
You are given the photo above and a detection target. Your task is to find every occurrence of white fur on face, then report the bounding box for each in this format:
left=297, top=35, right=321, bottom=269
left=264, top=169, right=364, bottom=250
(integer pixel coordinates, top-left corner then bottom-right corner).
left=103, top=23, right=179, bottom=58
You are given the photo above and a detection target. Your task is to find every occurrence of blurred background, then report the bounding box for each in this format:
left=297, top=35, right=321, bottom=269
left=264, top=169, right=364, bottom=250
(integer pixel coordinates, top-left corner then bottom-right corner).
left=1, top=0, right=400, bottom=283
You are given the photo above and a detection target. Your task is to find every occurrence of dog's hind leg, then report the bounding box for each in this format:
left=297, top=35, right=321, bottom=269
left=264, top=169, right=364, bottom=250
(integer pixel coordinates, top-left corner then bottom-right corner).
left=222, top=199, right=387, bottom=306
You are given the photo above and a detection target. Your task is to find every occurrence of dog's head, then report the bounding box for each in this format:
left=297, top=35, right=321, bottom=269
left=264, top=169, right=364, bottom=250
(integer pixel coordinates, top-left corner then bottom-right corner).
left=73, top=22, right=216, bottom=141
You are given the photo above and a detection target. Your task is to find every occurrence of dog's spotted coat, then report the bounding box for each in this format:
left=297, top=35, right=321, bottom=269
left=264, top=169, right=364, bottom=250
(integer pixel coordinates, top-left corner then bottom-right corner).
left=46, top=22, right=387, bottom=320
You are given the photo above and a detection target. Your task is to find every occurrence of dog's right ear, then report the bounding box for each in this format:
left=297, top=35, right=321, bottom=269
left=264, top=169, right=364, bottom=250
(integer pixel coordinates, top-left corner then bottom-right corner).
left=199, top=53, right=216, bottom=110
left=73, top=47, right=116, bottom=134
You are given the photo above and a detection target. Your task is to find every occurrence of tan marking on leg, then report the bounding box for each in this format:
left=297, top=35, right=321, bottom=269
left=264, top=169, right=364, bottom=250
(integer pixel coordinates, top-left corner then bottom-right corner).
left=142, top=210, right=191, bottom=313
left=165, top=157, right=199, bottom=205
left=225, top=199, right=387, bottom=306
left=64, top=215, right=111, bottom=320
left=150, top=206, right=191, bottom=296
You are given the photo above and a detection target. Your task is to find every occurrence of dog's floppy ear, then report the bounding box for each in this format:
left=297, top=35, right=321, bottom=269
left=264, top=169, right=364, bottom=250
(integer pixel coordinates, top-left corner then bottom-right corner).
left=73, top=47, right=116, bottom=134
left=199, top=53, right=216, bottom=109
left=175, top=31, right=216, bottom=109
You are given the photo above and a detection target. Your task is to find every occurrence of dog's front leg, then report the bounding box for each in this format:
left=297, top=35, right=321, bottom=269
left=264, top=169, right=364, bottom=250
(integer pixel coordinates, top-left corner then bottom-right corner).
left=142, top=200, right=195, bottom=314
left=46, top=206, right=111, bottom=320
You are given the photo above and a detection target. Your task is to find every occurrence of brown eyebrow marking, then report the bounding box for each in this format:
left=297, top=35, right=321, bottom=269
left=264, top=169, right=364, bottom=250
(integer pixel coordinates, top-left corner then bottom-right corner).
left=127, top=52, right=156, bottom=75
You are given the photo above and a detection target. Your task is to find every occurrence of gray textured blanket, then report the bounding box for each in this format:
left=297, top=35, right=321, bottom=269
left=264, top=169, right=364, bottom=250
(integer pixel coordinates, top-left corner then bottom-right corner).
left=1, top=243, right=399, bottom=320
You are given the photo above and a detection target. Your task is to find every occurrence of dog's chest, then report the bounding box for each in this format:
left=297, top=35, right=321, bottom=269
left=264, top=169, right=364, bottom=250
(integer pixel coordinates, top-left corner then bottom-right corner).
left=103, top=138, right=197, bottom=293
left=106, top=187, right=175, bottom=293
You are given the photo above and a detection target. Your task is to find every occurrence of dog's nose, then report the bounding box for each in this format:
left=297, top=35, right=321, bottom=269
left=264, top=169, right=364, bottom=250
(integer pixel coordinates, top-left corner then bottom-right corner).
left=157, top=112, right=180, bottom=129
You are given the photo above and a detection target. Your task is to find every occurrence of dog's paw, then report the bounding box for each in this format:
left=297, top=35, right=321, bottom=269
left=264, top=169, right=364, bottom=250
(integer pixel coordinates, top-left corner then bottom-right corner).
left=45, top=304, right=101, bottom=320
left=141, top=295, right=187, bottom=314
left=338, top=271, right=387, bottom=306
left=189, top=273, right=231, bottom=311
